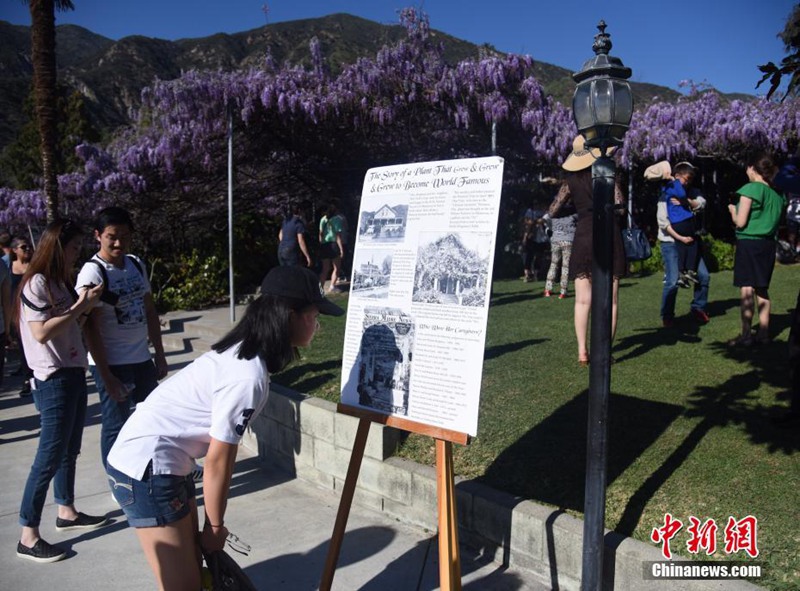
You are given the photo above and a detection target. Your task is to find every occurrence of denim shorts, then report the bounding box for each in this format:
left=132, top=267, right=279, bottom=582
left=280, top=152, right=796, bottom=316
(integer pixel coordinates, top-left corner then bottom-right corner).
left=107, top=462, right=196, bottom=528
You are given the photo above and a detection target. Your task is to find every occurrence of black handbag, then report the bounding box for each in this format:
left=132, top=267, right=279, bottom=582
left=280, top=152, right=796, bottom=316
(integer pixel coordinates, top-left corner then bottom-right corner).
left=621, top=225, right=652, bottom=261
left=202, top=547, right=257, bottom=591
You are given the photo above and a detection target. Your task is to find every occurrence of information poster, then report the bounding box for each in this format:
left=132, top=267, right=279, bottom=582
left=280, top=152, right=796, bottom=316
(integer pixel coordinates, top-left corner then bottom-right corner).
left=340, top=157, right=504, bottom=437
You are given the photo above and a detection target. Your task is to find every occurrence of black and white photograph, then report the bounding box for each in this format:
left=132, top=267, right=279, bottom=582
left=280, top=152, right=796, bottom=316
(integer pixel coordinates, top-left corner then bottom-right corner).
left=412, top=232, right=492, bottom=307
left=358, top=199, right=408, bottom=242
left=351, top=249, right=393, bottom=298
left=354, top=308, right=414, bottom=416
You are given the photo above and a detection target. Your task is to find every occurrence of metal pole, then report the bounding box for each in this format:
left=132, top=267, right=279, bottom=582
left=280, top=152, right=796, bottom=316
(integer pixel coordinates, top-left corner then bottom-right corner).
left=580, top=153, right=615, bottom=591
left=227, top=105, right=235, bottom=324
left=491, top=122, right=497, bottom=155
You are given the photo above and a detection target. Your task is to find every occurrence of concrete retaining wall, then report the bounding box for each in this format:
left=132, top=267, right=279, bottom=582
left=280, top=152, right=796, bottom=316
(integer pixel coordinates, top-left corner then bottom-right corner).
left=241, top=383, right=762, bottom=591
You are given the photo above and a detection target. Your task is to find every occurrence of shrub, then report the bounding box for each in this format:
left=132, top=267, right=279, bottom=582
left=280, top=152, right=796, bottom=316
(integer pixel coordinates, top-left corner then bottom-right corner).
left=701, top=234, right=735, bottom=272
left=628, top=234, right=735, bottom=276
left=156, top=250, right=227, bottom=311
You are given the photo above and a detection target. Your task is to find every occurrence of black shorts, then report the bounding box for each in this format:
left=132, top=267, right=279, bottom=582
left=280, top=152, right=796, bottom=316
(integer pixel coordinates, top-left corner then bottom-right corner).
left=319, top=242, right=341, bottom=260
left=733, top=238, right=777, bottom=288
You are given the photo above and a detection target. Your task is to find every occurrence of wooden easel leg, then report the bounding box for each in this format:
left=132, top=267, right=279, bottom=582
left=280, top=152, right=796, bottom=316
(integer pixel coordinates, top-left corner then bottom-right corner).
left=320, top=418, right=371, bottom=591
left=436, top=439, right=462, bottom=591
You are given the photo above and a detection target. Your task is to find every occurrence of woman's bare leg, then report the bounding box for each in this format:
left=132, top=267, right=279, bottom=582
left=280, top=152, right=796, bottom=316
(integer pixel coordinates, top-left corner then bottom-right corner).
left=318, top=259, right=331, bottom=288
left=329, top=256, right=343, bottom=290
left=135, top=512, right=201, bottom=591
left=574, top=277, right=591, bottom=362
left=755, top=287, right=771, bottom=341
left=740, top=286, right=755, bottom=338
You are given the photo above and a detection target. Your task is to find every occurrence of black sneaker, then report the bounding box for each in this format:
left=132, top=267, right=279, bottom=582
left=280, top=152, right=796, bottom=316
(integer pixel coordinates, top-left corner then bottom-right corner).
left=55, top=512, right=109, bottom=532
left=16, top=539, right=66, bottom=563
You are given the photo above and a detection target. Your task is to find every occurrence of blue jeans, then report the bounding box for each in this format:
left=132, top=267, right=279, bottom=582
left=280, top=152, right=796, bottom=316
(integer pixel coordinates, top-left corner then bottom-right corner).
left=107, top=462, right=195, bottom=528
left=91, top=360, right=159, bottom=469
left=660, top=241, right=710, bottom=319
left=19, top=368, right=88, bottom=527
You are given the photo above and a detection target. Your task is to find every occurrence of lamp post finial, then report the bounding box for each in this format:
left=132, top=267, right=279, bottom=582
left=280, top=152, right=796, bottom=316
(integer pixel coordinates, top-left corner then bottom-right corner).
left=593, top=20, right=612, bottom=56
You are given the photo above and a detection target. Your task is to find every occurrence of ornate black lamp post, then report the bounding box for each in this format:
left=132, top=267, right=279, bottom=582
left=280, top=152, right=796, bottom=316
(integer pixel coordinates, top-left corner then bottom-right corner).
left=571, top=21, right=633, bottom=591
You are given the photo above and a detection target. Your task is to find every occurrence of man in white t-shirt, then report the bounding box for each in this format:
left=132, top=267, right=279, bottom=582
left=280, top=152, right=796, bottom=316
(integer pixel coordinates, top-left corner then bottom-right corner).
left=77, top=207, right=168, bottom=469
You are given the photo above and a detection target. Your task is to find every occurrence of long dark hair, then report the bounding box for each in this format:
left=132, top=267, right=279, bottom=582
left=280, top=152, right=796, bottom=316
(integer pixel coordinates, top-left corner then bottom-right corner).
left=13, top=219, right=84, bottom=326
left=212, top=293, right=306, bottom=373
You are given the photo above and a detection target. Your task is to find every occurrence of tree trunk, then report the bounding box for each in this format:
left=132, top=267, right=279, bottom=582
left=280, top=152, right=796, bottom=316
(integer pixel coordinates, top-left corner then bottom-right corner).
left=30, top=0, right=59, bottom=222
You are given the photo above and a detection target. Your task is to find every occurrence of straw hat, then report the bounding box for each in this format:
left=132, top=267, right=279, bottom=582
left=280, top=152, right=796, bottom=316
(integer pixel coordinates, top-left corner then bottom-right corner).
left=643, top=160, right=672, bottom=181
left=561, top=135, right=617, bottom=172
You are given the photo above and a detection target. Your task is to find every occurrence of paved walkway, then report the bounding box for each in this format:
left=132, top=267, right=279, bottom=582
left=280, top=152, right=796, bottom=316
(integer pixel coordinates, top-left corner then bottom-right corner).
left=0, top=304, right=548, bottom=590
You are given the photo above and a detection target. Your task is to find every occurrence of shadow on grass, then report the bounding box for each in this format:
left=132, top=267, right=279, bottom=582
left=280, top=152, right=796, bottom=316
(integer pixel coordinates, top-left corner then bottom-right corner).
left=612, top=325, right=701, bottom=363
left=490, top=292, right=536, bottom=307
left=704, top=297, right=741, bottom=319
left=274, top=359, right=341, bottom=392
left=615, top=358, right=797, bottom=539
left=484, top=339, right=547, bottom=360
left=707, top=337, right=799, bottom=454
left=477, top=390, right=682, bottom=514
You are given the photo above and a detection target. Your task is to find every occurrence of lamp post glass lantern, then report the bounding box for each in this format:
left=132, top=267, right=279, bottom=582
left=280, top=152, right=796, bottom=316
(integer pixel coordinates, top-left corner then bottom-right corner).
left=572, top=21, right=633, bottom=149
left=570, top=20, right=633, bottom=591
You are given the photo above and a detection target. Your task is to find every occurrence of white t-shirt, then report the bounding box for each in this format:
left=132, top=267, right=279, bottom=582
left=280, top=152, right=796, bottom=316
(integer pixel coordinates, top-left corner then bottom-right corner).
left=76, top=254, right=152, bottom=365
left=107, top=345, right=269, bottom=479
left=20, top=274, right=87, bottom=380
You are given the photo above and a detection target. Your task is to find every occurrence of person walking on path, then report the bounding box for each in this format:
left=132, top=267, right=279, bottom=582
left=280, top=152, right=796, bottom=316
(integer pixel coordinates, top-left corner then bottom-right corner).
left=646, top=161, right=712, bottom=327
left=15, top=219, right=108, bottom=564
left=318, top=202, right=345, bottom=292
left=106, top=266, right=343, bottom=590
left=727, top=153, right=787, bottom=347
left=76, top=207, right=168, bottom=470
left=278, top=201, right=313, bottom=268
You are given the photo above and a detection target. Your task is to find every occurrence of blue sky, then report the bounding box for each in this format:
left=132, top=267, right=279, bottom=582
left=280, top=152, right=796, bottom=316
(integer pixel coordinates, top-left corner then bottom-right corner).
left=1, top=0, right=795, bottom=96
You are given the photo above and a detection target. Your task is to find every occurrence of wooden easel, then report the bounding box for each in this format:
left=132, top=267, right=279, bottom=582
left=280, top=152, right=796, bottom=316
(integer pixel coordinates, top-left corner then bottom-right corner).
left=319, top=404, right=469, bottom=591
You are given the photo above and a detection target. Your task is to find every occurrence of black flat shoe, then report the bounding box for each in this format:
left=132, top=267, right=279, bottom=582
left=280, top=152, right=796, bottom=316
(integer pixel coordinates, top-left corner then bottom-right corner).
left=55, top=512, right=109, bottom=532
left=16, top=539, right=66, bottom=564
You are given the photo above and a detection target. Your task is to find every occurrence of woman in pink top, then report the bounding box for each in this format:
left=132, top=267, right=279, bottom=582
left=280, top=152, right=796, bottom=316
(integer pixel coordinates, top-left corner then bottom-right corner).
left=15, top=220, right=106, bottom=564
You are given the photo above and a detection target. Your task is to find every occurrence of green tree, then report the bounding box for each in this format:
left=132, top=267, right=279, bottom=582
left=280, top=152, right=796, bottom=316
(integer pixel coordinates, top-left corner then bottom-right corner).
left=27, top=0, right=75, bottom=222
left=0, top=86, right=98, bottom=189
left=757, top=4, right=800, bottom=100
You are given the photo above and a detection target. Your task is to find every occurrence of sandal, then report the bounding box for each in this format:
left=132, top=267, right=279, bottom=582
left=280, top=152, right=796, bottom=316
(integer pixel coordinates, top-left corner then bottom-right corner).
left=727, top=335, right=754, bottom=348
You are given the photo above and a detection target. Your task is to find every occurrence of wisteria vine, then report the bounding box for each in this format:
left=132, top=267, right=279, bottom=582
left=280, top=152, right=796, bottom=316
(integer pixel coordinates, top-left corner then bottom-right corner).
left=2, top=8, right=798, bottom=237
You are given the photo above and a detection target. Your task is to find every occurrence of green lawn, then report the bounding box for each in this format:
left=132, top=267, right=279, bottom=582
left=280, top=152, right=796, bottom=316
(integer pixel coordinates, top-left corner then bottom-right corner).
left=275, top=264, right=800, bottom=590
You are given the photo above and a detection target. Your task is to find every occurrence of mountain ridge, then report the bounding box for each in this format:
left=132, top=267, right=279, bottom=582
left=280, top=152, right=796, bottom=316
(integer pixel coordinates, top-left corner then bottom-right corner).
left=0, top=13, right=747, bottom=152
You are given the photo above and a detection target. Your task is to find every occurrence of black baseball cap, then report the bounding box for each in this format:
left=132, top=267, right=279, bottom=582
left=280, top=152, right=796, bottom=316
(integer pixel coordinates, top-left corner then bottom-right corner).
left=260, top=266, right=344, bottom=316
